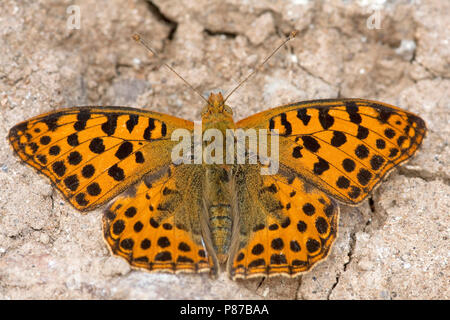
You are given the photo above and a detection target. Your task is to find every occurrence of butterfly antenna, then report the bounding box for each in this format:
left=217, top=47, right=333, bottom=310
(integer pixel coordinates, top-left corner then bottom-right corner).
left=132, top=33, right=210, bottom=105
left=223, top=30, right=298, bottom=104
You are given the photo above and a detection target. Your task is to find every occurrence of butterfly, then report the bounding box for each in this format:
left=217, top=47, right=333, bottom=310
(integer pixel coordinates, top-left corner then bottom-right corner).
left=8, top=34, right=427, bottom=280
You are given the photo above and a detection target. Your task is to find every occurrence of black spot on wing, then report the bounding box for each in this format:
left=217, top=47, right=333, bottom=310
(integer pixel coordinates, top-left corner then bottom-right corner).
left=112, top=220, right=125, bottom=235
left=102, top=114, right=118, bottom=136
left=377, top=109, right=393, bottom=124
left=348, top=186, right=361, bottom=199
left=67, top=133, right=79, bottom=146
left=43, top=113, right=61, bottom=131
left=49, top=145, right=60, bottom=156
left=75, top=192, right=89, bottom=206
left=252, top=224, right=265, bottom=232
left=302, top=203, right=316, bottom=216
left=89, top=138, right=105, bottom=154
left=315, top=217, right=328, bottom=234
left=292, top=146, right=303, bottom=158
left=36, top=154, right=47, bottom=164
left=249, top=259, right=265, bottom=268
left=356, top=126, right=369, bottom=140
left=270, top=253, right=287, bottom=265
left=376, top=139, right=386, bottom=149
left=252, top=244, right=264, bottom=256
left=115, top=142, right=133, bottom=160
left=29, top=142, right=39, bottom=153
left=271, top=238, right=284, bottom=250
left=126, top=114, right=139, bottom=133
left=67, top=151, right=82, bottom=165
left=324, top=203, right=335, bottom=217
left=52, top=161, right=66, bottom=177
left=345, top=101, right=362, bottom=124
left=135, top=151, right=145, bottom=163
left=155, top=251, right=172, bottom=262
left=40, top=136, right=51, bottom=145
left=306, top=239, right=320, bottom=253
left=336, top=176, right=350, bottom=189
left=331, top=131, right=346, bottom=147
left=297, top=220, right=307, bottom=232
left=318, top=109, right=334, bottom=130
left=161, top=122, right=167, bottom=137
left=125, top=207, right=137, bottom=217
left=313, top=157, right=329, bottom=175
left=297, top=109, right=311, bottom=126
left=384, top=128, right=396, bottom=139
left=177, top=256, right=193, bottom=263
left=290, top=240, right=301, bottom=252
left=342, top=158, right=356, bottom=172
left=108, top=164, right=125, bottom=181
left=157, top=236, right=171, bottom=248
left=74, top=110, right=91, bottom=131
left=178, top=242, right=191, bottom=252
left=82, top=164, right=95, bottom=178
left=269, top=118, right=275, bottom=131
left=355, top=144, right=369, bottom=159
left=302, top=136, right=320, bottom=152
left=143, top=118, right=156, bottom=140
left=64, top=175, right=79, bottom=191
left=140, top=239, right=151, bottom=249
left=389, top=148, right=399, bottom=158
left=280, top=113, right=292, bottom=135
left=357, top=168, right=372, bottom=186
left=370, top=155, right=385, bottom=171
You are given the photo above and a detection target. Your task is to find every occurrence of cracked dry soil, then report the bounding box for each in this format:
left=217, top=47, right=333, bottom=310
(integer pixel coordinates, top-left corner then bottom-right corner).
left=0, top=1, right=448, bottom=299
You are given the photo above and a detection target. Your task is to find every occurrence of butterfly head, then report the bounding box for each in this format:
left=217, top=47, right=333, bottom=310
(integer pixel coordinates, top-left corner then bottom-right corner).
left=202, top=92, right=232, bottom=113
left=201, top=92, right=234, bottom=128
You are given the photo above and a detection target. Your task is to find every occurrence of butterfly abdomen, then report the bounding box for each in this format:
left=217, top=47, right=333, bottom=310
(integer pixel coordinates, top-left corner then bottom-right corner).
left=204, top=165, right=233, bottom=263
left=208, top=204, right=232, bottom=263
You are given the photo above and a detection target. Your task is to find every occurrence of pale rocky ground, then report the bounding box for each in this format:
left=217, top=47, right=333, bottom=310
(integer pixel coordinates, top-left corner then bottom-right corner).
left=0, top=0, right=448, bottom=300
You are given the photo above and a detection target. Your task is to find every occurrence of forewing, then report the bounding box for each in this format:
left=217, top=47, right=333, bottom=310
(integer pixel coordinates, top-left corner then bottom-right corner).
left=237, top=99, right=426, bottom=204
left=8, top=106, right=193, bottom=211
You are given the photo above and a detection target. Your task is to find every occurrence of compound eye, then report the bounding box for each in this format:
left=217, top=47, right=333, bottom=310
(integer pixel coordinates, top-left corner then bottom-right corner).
left=224, top=105, right=233, bottom=115
left=201, top=105, right=209, bottom=116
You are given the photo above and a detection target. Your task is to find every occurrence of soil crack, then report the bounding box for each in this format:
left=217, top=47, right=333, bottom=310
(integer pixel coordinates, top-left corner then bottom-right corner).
left=327, top=231, right=357, bottom=299
left=145, top=1, right=178, bottom=40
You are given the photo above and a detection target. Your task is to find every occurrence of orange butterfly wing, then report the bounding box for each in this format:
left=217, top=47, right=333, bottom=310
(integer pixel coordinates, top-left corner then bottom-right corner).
left=9, top=106, right=216, bottom=274
left=228, top=99, right=426, bottom=278
left=237, top=99, right=426, bottom=205
left=229, top=163, right=339, bottom=278
left=8, top=106, right=193, bottom=211
left=103, top=163, right=216, bottom=274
